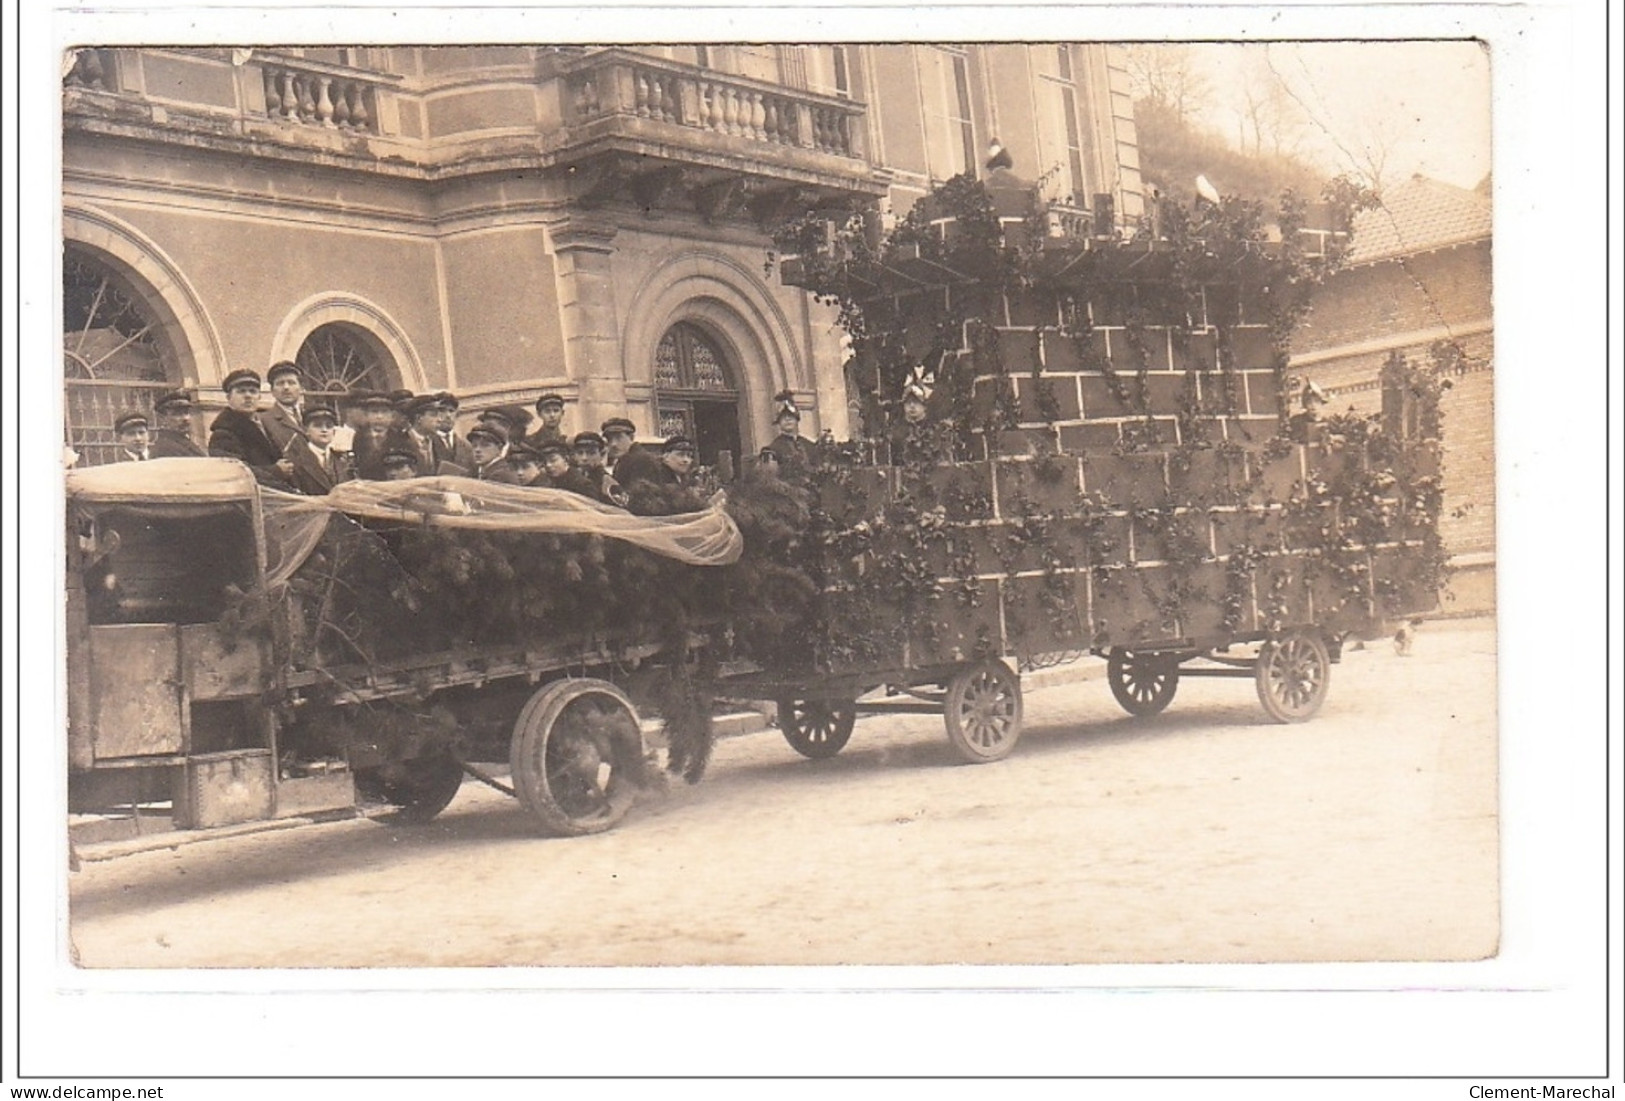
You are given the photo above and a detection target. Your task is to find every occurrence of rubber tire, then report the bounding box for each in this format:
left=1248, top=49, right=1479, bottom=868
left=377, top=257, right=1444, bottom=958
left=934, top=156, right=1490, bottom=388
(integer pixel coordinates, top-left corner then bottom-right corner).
left=778, top=699, right=857, bottom=759
left=1106, top=649, right=1181, bottom=717
left=355, top=751, right=464, bottom=824
left=1255, top=629, right=1332, bottom=723
left=510, top=678, right=642, bottom=836
left=943, top=660, right=1023, bottom=763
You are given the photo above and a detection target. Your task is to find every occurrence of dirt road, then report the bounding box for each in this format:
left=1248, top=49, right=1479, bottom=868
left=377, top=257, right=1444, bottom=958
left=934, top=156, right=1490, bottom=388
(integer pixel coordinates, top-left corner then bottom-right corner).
left=69, top=618, right=1497, bottom=968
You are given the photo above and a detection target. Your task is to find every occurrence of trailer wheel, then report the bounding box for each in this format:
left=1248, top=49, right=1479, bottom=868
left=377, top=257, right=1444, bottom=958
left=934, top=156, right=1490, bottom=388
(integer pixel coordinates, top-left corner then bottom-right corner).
left=1255, top=630, right=1331, bottom=723
left=355, top=751, right=464, bottom=824
left=510, top=678, right=644, bottom=836
left=778, top=699, right=856, bottom=759
left=1106, top=649, right=1181, bottom=716
left=943, top=660, right=1023, bottom=763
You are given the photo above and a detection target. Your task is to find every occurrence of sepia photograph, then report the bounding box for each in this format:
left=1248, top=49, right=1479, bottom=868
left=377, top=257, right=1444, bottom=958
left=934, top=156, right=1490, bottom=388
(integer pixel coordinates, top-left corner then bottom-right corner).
left=10, top=0, right=1615, bottom=1086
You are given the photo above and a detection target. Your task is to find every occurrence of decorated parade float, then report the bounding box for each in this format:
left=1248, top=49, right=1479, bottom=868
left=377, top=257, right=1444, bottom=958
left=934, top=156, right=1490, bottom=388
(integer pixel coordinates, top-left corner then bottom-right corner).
left=66, top=173, right=1450, bottom=838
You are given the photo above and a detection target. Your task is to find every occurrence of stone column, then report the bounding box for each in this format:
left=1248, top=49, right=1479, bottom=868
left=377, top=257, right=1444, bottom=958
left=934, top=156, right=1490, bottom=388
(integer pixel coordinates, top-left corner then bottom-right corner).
left=549, top=219, right=628, bottom=432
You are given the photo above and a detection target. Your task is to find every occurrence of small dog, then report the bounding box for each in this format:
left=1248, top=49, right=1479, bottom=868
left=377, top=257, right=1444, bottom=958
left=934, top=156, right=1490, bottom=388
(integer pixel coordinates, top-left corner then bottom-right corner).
left=1393, top=618, right=1423, bottom=656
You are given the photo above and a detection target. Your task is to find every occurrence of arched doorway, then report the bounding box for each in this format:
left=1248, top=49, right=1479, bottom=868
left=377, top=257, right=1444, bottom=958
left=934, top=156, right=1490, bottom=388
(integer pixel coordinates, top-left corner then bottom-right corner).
left=63, top=246, right=182, bottom=466
left=294, top=321, right=398, bottom=400
left=653, top=321, right=743, bottom=467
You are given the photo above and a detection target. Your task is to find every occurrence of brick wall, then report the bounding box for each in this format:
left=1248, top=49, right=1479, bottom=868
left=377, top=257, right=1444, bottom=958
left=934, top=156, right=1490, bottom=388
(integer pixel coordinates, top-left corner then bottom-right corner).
left=1290, top=241, right=1495, bottom=612
left=1296, top=242, right=1492, bottom=352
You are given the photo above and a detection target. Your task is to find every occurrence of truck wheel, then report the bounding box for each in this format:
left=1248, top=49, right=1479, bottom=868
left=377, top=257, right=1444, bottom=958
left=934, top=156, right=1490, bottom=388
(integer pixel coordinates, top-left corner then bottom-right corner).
left=943, top=660, right=1023, bottom=763
left=1106, top=649, right=1180, bottom=716
left=1255, top=629, right=1331, bottom=723
left=355, top=751, right=464, bottom=824
left=510, top=678, right=644, bottom=836
left=778, top=699, right=856, bottom=759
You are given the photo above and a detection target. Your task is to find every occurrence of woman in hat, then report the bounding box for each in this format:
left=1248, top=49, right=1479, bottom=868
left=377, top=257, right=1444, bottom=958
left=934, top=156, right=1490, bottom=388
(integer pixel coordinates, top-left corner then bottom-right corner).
left=764, top=390, right=815, bottom=484
left=147, top=390, right=206, bottom=458
left=887, top=371, right=952, bottom=466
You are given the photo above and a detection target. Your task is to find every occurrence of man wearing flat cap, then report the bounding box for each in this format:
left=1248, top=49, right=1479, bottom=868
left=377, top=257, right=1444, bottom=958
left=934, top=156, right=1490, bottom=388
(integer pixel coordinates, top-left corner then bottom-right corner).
left=383, top=393, right=446, bottom=476
left=285, top=405, right=356, bottom=495
left=624, top=436, right=700, bottom=515
left=209, top=368, right=294, bottom=487
left=571, top=431, right=629, bottom=506
left=506, top=442, right=547, bottom=488
left=113, top=411, right=152, bottom=462
left=147, top=390, right=207, bottom=458
left=430, top=392, right=475, bottom=473
left=524, top=392, right=569, bottom=452
left=602, top=416, right=659, bottom=489
left=764, top=390, right=815, bottom=484
left=461, top=421, right=519, bottom=482
left=258, top=361, right=307, bottom=452
left=348, top=390, right=397, bottom=479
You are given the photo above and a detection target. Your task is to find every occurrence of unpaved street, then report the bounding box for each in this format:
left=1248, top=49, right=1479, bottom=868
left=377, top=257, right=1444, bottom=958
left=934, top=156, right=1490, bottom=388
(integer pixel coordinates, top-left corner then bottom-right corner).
left=69, top=618, right=1497, bottom=968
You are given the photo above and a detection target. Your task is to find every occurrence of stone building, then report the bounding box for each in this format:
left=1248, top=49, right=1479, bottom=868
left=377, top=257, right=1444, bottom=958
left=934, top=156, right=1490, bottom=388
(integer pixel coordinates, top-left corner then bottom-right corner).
left=62, top=44, right=1145, bottom=467
left=1291, top=174, right=1494, bottom=611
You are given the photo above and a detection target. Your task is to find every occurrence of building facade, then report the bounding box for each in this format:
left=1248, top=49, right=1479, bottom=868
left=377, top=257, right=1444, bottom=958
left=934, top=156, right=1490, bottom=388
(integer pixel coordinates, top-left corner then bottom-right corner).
left=62, top=44, right=1144, bottom=467
left=1290, top=174, right=1494, bottom=611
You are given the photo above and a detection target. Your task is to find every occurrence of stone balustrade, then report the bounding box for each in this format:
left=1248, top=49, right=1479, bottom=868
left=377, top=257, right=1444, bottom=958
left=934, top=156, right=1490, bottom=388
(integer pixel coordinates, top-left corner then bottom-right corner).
left=257, top=58, right=383, bottom=133
left=567, top=52, right=863, bottom=159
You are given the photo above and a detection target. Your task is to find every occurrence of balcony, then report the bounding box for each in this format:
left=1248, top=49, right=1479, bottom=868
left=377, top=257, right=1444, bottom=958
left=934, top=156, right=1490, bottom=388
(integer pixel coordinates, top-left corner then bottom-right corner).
left=549, top=49, right=885, bottom=217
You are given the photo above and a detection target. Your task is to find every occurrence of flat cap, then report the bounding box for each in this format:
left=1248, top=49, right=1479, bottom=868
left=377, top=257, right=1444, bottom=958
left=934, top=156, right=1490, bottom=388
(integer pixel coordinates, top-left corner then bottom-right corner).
left=221, top=368, right=263, bottom=393
left=114, top=411, right=149, bottom=434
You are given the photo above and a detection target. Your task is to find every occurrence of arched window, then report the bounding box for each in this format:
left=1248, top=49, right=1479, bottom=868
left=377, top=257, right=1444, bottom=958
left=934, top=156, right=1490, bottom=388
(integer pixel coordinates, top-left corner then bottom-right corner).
left=63, top=247, right=180, bottom=466
left=294, top=322, right=397, bottom=400
left=654, top=321, right=743, bottom=466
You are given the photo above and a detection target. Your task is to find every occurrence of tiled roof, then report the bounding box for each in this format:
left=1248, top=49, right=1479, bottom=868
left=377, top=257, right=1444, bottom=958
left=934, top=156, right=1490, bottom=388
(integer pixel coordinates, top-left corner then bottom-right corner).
left=1346, top=174, right=1492, bottom=265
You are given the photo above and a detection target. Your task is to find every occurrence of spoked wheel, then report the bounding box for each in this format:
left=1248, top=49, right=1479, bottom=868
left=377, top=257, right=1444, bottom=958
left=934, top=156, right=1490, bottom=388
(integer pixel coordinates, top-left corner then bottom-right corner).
left=778, top=699, right=856, bottom=759
left=943, top=660, right=1023, bottom=763
left=510, top=678, right=648, bottom=836
left=355, top=751, right=465, bottom=824
left=1255, top=629, right=1331, bottom=723
left=1106, top=649, right=1181, bottom=717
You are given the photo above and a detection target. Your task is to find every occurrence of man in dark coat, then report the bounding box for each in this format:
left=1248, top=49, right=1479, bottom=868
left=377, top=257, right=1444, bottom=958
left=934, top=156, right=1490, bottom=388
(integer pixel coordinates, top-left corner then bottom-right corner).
left=524, top=392, right=569, bottom=451
left=602, top=416, right=660, bottom=489
left=383, top=394, right=445, bottom=476
left=258, top=361, right=306, bottom=452
left=348, top=390, right=397, bottom=478
left=208, top=368, right=294, bottom=487
left=625, top=436, right=705, bottom=515
left=463, top=421, right=520, bottom=483
left=147, top=390, right=207, bottom=458
left=764, top=390, right=816, bottom=483
left=284, top=405, right=356, bottom=495
left=571, top=431, right=629, bottom=506
left=431, top=392, right=475, bottom=473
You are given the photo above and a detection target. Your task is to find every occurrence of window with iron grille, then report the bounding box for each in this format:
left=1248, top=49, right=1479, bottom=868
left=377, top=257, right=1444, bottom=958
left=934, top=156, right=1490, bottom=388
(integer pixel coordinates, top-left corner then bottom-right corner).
left=63, top=248, right=178, bottom=466
left=294, top=322, right=396, bottom=401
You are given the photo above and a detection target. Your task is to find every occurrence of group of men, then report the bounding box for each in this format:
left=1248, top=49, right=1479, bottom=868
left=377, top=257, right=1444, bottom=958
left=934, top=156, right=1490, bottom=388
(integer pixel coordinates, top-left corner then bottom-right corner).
left=107, top=361, right=754, bottom=514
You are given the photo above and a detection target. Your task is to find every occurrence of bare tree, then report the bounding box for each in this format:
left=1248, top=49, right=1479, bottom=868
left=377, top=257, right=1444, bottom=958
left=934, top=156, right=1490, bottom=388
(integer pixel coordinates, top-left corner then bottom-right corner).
left=1122, top=44, right=1211, bottom=127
